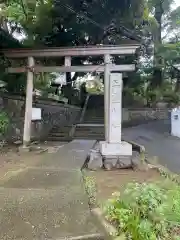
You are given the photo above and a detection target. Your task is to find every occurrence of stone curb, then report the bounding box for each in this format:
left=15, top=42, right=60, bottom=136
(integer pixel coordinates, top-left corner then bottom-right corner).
left=54, top=233, right=104, bottom=240
left=92, top=208, right=125, bottom=240
left=92, top=208, right=117, bottom=237
left=82, top=141, right=98, bottom=170
left=122, top=139, right=146, bottom=163
left=18, top=145, right=49, bottom=154
left=142, top=154, right=180, bottom=189
left=123, top=139, right=145, bottom=153
left=145, top=158, right=180, bottom=181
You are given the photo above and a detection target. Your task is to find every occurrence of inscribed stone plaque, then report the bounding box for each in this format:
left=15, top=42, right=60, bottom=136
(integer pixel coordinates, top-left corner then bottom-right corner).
left=111, top=102, right=121, bottom=124
left=109, top=73, right=122, bottom=143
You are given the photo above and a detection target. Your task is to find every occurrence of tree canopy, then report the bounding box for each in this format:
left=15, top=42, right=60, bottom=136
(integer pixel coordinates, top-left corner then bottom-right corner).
left=0, top=27, right=21, bottom=48
left=0, top=0, right=145, bottom=46
left=0, top=0, right=180, bottom=105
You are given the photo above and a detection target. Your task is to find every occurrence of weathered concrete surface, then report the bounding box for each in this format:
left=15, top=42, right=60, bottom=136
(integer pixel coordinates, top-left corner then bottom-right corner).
left=122, top=120, right=180, bottom=173
left=0, top=140, right=104, bottom=240
left=1, top=168, right=82, bottom=189
left=0, top=187, right=100, bottom=239
left=38, top=140, right=96, bottom=170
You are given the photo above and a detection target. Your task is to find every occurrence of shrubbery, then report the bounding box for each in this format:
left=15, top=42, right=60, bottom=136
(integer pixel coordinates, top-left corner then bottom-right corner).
left=0, top=111, right=9, bottom=137
left=104, top=181, right=180, bottom=240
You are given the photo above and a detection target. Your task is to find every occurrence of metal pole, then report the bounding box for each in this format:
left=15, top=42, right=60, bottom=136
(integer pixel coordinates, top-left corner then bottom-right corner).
left=23, top=57, right=34, bottom=147
left=104, top=54, right=111, bottom=142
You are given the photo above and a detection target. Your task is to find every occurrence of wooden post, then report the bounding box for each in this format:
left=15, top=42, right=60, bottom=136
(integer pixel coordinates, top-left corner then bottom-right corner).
left=104, top=54, right=111, bottom=142
left=23, top=57, right=34, bottom=147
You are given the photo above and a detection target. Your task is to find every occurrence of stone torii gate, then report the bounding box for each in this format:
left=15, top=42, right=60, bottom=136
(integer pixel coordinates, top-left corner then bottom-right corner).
left=1, top=45, right=139, bottom=156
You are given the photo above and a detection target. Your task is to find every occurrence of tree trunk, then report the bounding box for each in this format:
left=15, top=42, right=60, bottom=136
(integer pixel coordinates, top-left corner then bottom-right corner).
left=152, top=2, right=163, bottom=87
left=175, top=76, right=180, bottom=92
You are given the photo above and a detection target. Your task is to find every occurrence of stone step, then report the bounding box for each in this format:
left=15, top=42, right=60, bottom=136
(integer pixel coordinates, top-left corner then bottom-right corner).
left=47, top=136, right=72, bottom=141
left=74, top=135, right=105, bottom=140
left=84, top=115, right=104, bottom=118
left=49, top=132, right=70, bottom=137
left=84, top=117, right=104, bottom=120
left=84, top=118, right=104, bottom=121
left=74, top=132, right=104, bottom=136
left=83, top=120, right=104, bottom=124
left=74, top=133, right=104, bottom=138
left=74, top=127, right=104, bottom=132
left=74, top=124, right=105, bottom=141
left=83, top=123, right=104, bottom=125
left=75, top=132, right=104, bottom=136
left=84, top=114, right=104, bottom=117
left=51, top=126, right=72, bottom=133
left=48, top=125, right=73, bottom=142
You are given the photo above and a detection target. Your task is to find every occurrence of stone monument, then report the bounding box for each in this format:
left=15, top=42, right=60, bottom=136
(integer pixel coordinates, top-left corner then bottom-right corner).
left=100, top=73, right=132, bottom=168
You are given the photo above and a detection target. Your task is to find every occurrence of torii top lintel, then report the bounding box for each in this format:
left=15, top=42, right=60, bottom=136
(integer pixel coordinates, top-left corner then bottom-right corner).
left=1, top=44, right=140, bottom=58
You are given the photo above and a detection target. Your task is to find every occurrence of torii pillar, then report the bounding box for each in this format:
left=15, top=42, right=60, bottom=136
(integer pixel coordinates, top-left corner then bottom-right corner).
left=23, top=56, right=34, bottom=148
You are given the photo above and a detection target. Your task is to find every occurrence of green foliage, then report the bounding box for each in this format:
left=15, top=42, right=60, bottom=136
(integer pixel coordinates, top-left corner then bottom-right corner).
left=86, top=78, right=104, bottom=95
left=104, top=181, right=180, bottom=240
left=34, top=73, right=51, bottom=91
left=0, top=111, right=9, bottom=136
left=1, top=0, right=54, bottom=45
left=1, top=0, right=180, bottom=97
left=1, top=0, right=144, bottom=47
left=1, top=0, right=145, bottom=95
left=163, top=91, right=180, bottom=105
left=2, top=73, right=26, bottom=94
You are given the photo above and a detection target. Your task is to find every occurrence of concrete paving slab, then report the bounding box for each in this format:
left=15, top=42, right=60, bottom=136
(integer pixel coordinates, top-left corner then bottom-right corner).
left=1, top=168, right=82, bottom=189
left=0, top=187, right=101, bottom=240
left=38, top=140, right=96, bottom=170
left=0, top=139, right=105, bottom=240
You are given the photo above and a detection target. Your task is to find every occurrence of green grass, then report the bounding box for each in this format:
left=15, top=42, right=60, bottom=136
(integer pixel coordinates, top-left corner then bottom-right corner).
left=83, top=175, right=97, bottom=207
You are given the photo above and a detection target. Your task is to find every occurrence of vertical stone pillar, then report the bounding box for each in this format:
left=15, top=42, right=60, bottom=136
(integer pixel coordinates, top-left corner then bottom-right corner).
left=104, top=54, right=111, bottom=141
left=23, top=57, right=34, bottom=147
left=108, top=73, right=122, bottom=143
left=100, top=73, right=132, bottom=158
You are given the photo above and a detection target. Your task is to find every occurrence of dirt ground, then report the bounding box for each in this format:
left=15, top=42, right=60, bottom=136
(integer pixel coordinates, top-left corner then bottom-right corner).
left=0, top=142, right=66, bottom=183
left=0, top=149, right=43, bottom=183
left=87, top=168, right=163, bottom=202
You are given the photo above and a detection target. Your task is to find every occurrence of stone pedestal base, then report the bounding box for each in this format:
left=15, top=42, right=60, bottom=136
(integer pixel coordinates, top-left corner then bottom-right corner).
left=100, top=141, right=132, bottom=170
left=100, top=141, right=132, bottom=157
left=19, top=145, right=31, bottom=153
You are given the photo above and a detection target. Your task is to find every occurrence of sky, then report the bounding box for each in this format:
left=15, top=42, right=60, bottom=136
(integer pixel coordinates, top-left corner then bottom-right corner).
left=173, top=0, right=179, bottom=9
